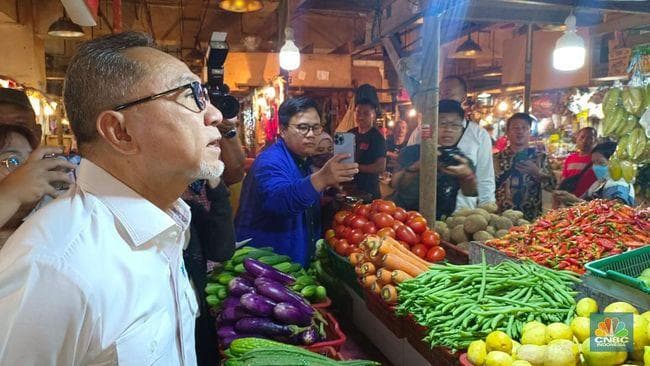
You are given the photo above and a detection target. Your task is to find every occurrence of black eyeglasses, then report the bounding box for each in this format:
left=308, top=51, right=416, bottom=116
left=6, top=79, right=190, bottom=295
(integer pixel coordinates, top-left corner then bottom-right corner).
left=113, top=81, right=209, bottom=112
left=291, top=124, right=324, bottom=136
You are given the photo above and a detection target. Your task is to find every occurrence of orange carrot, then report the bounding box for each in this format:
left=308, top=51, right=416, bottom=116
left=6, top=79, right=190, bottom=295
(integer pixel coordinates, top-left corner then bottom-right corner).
left=370, top=281, right=382, bottom=295
left=391, top=270, right=413, bottom=284
left=361, top=275, right=377, bottom=288
left=376, top=267, right=392, bottom=284
left=349, top=252, right=365, bottom=266
left=382, top=253, right=425, bottom=277
left=375, top=238, right=430, bottom=272
left=355, top=263, right=365, bottom=276
left=361, top=262, right=376, bottom=275
left=381, top=284, right=398, bottom=304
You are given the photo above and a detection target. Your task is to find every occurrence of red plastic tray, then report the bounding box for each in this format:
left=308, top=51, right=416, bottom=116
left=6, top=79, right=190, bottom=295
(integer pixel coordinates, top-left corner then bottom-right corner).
left=306, top=309, right=347, bottom=353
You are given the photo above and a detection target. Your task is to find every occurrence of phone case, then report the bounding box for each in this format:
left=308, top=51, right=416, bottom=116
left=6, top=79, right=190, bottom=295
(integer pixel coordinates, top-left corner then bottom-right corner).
left=333, top=133, right=355, bottom=164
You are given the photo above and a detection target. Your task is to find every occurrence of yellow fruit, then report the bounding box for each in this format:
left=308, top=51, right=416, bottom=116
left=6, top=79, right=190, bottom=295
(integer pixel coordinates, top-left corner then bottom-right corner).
left=486, top=331, right=513, bottom=353
left=645, top=346, right=650, bottom=366
left=603, top=301, right=639, bottom=315
left=468, top=340, right=488, bottom=366
left=544, top=342, right=577, bottom=366
left=511, top=340, right=521, bottom=356
left=485, top=351, right=513, bottom=366
left=576, top=298, right=599, bottom=317
left=521, top=324, right=547, bottom=345
left=608, top=159, right=622, bottom=181
left=631, top=314, right=649, bottom=361
left=641, top=311, right=650, bottom=322
left=512, top=361, right=532, bottom=366
left=581, top=337, right=628, bottom=366
left=570, top=316, right=591, bottom=343
left=545, top=323, right=573, bottom=343
left=620, top=160, right=637, bottom=183
left=522, top=321, right=545, bottom=334
left=548, top=339, right=580, bottom=361
left=515, top=345, right=546, bottom=366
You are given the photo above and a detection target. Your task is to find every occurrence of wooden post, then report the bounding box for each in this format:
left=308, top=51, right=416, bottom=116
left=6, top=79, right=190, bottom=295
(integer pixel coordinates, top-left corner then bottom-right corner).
left=524, top=23, right=533, bottom=113
left=417, top=7, right=441, bottom=227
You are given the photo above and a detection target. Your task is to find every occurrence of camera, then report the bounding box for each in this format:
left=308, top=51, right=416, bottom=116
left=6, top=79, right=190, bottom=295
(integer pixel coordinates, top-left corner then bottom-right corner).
left=438, top=146, right=463, bottom=167
left=207, top=32, right=240, bottom=119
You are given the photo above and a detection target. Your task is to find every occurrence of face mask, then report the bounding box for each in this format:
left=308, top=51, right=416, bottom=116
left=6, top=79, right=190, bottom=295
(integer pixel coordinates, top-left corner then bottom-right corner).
left=592, top=165, right=609, bottom=180
left=311, top=153, right=332, bottom=169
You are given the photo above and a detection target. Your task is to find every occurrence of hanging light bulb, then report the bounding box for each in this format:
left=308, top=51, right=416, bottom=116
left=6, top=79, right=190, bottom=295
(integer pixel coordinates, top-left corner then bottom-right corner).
left=279, top=28, right=300, bottom=71
left=408, top=108, right=417, bottom=118
left=552, top=13, right=585, bottom=71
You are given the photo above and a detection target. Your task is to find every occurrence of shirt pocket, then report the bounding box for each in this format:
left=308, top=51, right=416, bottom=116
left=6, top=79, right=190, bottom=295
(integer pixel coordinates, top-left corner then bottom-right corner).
left=184, top=280, right=199, bottom=318
left=115, top=311, right=174, bottom=366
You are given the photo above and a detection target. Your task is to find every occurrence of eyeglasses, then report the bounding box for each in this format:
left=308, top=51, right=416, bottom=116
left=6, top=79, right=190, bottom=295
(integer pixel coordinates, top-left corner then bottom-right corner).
left=439, top=122, right=464, bottom=131
left=291, top=124, right=323, bottom=136
left=0, top=155, right=23, bottom=171
left=113, top=81, right=209, bottom=112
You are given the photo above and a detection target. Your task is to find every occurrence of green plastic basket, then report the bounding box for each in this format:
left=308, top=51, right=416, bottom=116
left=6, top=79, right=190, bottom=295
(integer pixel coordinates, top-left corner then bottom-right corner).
left=324, top=244, right=363, bottom=297
left=585, top=246, right=650, bottom=294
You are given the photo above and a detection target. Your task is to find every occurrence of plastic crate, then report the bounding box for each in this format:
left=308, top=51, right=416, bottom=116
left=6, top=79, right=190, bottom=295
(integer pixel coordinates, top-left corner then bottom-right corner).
left=324, top=244, right=363, bottom=297
left=306, top=309, right=347, bottom=353
left=441, top=240, right=469, bottom=264
left=585, top=246, right=650, bottom=294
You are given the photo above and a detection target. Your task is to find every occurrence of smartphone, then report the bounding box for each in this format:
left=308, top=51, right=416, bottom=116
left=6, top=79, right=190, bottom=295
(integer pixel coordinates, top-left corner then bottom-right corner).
left=333, top=133, right=355, bottom=164
left=43, top=153, right=79, bottom=190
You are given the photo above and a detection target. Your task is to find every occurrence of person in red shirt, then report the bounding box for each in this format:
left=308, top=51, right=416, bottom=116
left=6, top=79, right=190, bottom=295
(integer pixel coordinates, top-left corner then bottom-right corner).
left=559, top=127, right=597, bottom=197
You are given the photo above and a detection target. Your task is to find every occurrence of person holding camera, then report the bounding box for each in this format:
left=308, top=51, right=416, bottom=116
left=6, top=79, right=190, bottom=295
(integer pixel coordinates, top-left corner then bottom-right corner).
left=494, top=113, right=556, bottom=221
left=389, top=100, right=477, bottom=218
left=0, top=88, right=74, bottom=247
left=235, top=97, right=359, bottom=266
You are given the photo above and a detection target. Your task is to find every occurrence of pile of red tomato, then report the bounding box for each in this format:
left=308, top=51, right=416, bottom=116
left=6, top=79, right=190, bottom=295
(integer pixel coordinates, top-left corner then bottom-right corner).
left=325, top=199, right=446, bottom=263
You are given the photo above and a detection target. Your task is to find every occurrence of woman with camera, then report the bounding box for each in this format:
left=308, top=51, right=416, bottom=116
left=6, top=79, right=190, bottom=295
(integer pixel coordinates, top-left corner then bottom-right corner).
left=494, top=113, right=556, bottom=221
left=389, top=100, right=477, bottom=218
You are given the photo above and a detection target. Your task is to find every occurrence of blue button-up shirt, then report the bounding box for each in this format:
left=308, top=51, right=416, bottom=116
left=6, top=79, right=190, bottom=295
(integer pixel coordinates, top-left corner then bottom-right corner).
left=235, top=138, right=322, bottom=266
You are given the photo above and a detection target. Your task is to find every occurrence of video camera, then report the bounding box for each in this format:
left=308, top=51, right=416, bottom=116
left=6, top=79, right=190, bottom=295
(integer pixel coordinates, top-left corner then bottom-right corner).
left=207, top=32, right=239, bottom=119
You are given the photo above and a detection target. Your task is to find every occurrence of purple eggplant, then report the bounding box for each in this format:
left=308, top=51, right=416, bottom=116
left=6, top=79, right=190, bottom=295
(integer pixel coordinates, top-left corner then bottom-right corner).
left=221, top=305, right=251, bottom=323
left=234, top=317, right=308, bottom=338
left=221, top=296, right=241, bottom=310
left=240, top=292, right=277, bottom=316
left=299, top=326, right=320, bottom=345
left=228, top=277, right=253, bottom=297
left=243, top=258, right=295, bottom=285
left=254, top=277, right=314, bottom=317
left=273, top=302, right=312, bottom=326
left=217, top=326, right=237, bottom=339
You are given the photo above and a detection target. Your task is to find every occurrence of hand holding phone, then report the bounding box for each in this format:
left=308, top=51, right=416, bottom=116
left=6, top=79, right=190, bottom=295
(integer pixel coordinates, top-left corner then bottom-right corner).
left=333, top=133, right=355, bottom=164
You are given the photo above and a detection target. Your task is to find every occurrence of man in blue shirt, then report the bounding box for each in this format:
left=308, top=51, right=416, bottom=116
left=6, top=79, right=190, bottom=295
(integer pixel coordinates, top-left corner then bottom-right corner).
left=235, top=97, right=359, bottom=266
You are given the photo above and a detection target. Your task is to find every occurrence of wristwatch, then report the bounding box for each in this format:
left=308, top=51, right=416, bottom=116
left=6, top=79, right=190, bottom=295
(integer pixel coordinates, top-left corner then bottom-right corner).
left=222, top=128, right=237, bottom=139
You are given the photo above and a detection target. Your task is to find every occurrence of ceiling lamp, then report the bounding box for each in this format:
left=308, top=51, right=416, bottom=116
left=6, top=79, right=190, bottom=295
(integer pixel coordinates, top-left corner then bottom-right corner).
left=218, top=0, right=263, bottom=13
left=48, top=12, right=84, bottom=38
left=552, top=13, right=585, bottom=71
left=279, top=28, right=300, bottom=71
left=453, top=33, right=482, bottom=58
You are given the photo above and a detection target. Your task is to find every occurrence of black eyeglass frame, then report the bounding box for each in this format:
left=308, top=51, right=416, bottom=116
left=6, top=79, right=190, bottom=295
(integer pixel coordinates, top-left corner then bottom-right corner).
left=112, top=81, right=208, bottom=112
left=290, top=124, right=324, bottom=136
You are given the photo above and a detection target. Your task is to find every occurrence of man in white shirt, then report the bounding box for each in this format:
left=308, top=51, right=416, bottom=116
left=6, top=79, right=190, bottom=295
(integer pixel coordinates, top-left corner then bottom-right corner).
left=0, top=32, right=225, bottom=365
left=407, top=76, right=495, bottom=210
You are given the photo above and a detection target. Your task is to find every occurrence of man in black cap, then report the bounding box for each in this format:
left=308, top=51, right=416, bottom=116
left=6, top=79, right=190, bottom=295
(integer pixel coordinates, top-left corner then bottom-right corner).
left=0, top=88, right=73, bottom=246
left=348, top=84, right=386, bottom=199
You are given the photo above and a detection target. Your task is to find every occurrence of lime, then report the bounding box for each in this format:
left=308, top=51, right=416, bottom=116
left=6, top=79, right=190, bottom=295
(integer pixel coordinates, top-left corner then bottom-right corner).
left=468, top=340, right=488, bottom=366
left=642, top=311, right=650, bottom=322
left=603, top=301, right=639, bottom=315
left=576, top=298, right=599, bottom=317
left=521, top=324, right=547, bottom=345
left=512, top=361, right=532, bottom=366
left=570, top=316, right=591, bottom=343
left=645, top=346, right=650, bottom=366
left=581, top=337, right=627, bottom=366
left=544, top=342, right=577, bottom=366
left=522, top=321, right=545, bottom=334
left=485, top=351, right=513, bottom=366
left=620, top=160, right=637, bottom=183
left=640, top=268, right=650, bottom=278
left=608, top=159, right=622, bottom=181
left=545, top=323, right=573, bottom=343
left=486, top=331, right=513, bottom=353
left=515, top=344, right=546, bottom=366
left=511, top=340, right=521, bottom=356
left=631, top=314, right=649, bottom=361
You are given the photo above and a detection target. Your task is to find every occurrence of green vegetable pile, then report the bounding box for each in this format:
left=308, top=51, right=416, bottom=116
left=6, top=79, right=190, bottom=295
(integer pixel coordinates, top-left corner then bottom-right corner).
left=395, top=253, right=581, bottom=351
left=224, top=337, right=379, bottom=366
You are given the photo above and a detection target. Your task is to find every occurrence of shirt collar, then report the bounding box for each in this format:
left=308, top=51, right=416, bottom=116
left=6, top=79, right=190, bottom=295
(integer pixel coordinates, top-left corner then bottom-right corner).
left=75, top=159, right=191, bottom=247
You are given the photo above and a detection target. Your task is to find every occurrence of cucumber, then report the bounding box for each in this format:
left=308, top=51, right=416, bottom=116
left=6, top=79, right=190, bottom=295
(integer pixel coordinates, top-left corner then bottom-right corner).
left=272, top=262, right=292, bottom=272
left=232, top=249, right=274, bottom=264
left=217, top=273, right=235, bottom=285
left=257, top=255, right=291, bottom=266
left=314, top=285, right=327, bottom=301
left=216, top=287, right=228, bottom=300
left=233, top=263, right=245, bottom=273
left=287, top=263, right=302, bottom=273
left=206, top=294, right=221, bottom=307
left=205, top=283, right=225, bottom=295
left=228, top=338, right=289, bottom=357
left=294, top=275, right=316, bottom=287
left=300, top=285, right=318, bottom=298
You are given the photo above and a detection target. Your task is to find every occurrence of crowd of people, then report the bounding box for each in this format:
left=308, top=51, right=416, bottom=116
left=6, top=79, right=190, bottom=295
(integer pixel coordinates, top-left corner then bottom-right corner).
left=0, top=31, right=639, bottom=365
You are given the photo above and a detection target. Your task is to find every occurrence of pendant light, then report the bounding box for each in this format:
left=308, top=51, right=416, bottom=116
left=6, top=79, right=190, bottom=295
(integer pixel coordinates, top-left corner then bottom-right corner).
left=552, top=13, right=585, bottom=71
left=48, top=10, right=84, bottom=38
left=279, top=27, right=300, bottom=71
left=218, top=0, right=263, bottom=13
left=453, top=32, right=482, bottom=58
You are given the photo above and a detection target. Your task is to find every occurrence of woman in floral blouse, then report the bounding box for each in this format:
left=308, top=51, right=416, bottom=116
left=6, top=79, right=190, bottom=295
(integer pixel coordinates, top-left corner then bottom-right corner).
left=494, top=113, right=556, bottom=221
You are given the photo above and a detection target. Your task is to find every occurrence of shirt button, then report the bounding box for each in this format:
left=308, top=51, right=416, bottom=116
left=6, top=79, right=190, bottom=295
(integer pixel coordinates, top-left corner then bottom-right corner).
left=149, top=340, right=157, bottom=354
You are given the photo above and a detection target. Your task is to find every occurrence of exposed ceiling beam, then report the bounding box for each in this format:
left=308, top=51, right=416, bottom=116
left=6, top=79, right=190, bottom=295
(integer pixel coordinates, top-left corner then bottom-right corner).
left=591, top=14, right=650, bottom=35
left=493, top=0, right=650, bottom=14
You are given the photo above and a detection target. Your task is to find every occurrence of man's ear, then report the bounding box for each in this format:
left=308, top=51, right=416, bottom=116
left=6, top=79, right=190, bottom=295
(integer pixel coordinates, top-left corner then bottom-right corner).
left=279, top=125, right=288, bottom=139
left=96, top=111, right=138, bottom=155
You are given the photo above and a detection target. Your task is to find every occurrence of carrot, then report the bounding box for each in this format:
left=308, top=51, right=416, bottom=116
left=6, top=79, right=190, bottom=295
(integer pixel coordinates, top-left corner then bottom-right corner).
left=376, top=267, right=393, bottom=284
left=370, top=281, right=382, bottom=295
left=382, top=253, right=425, bottom=277
left=375, top=238, right=430, bottom=272
left=361, top=262, right=376, bottom=275
left=391, top=270, right=413, bottom=284
left=378, top=236, right=431, bottom=267
left=361, top=275, right=377, bottom=288
left=355, top=263, right=365, bottom=276
left=349, top=252, right=365, bottom=266
left=381, top=284, right=398, bottom=304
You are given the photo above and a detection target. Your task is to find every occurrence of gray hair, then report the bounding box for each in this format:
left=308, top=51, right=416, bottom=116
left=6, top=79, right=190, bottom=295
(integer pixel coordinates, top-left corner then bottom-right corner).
left=63, top=32, right=154, bottom=147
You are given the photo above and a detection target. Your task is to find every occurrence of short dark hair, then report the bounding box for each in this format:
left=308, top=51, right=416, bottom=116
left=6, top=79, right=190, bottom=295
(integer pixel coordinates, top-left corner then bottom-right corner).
left=592, top=141, right=617, bottom=160
left=507, top=113, right=534, bottom=129
left=442, top=75, right=467, bottom=94
left=577, top=126, right=597, bottom=136
left=0, top=125, right=34, bottom=150
left=64, top=32, right=155, bottom=148
left=278, top=96, right=321, bottom=127
left=438, top=99, right=464, bottom=119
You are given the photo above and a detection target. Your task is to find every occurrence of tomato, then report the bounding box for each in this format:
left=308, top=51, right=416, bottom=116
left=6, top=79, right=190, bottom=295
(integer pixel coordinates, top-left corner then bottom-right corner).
left=334, top=224, right=347, bottom=238
left=407, top=217, right=428, bottom=234
left=421, top=230, right=440, bottom=247
left=348, top=228, right=365, bottom=245
left=343, top=213, right=357, bottom=226
left=362, top=221, right=377, bottom=235
left=325, top=229, right=336, bottom=240
left=396, top=225, right=418, bottom=245
left=372, top=212, right=395, bottom=229
left=393, top=207, right=408, bottom=222
left=392, top=220, right=405, bottom=231
left=335, top=239, right=351, bottom=256
left=350, top=215, right=368, bottom=229
left=426, top=246, right=446, bottom=262
left=326, top=236, right=337, bottom=247
left=375, top=200, right=397, bottom=215
left=370, top=199, right=383, bottom=212
left=377, top=227, right=396, bottom=239
left=353, top=204, right=371, bottom=218
left=334, top=210, right=351, bottom=225
left=412, top=244, right=428, bottom=259
left=407, top=211, right=424, bottom=221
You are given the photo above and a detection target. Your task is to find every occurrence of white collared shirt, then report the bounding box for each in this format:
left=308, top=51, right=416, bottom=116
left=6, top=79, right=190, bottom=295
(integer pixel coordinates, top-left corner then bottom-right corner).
left=0, top=159, right=198, bottom=366
left=407, top=121, right=496, bottom=210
